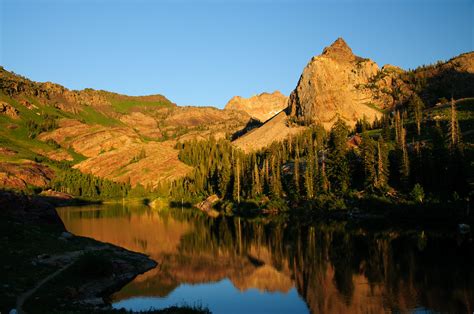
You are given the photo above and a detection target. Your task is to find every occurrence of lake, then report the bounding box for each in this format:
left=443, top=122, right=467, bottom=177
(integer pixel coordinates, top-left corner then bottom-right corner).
left=57, top=204, right=474, bottom=314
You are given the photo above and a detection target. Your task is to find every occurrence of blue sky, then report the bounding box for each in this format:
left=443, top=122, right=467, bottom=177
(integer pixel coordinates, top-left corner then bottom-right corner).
left=0, top=0, right=472, bottom=108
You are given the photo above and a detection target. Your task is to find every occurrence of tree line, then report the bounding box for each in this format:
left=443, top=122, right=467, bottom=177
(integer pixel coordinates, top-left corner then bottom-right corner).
left=52, top=168, right=130, bottom=199
left=33, top=156, right=131, bottom=199
left=166, top=98, right=469, bottom=209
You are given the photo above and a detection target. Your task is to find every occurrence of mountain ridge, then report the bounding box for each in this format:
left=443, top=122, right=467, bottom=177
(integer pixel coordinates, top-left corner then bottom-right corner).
left=1, top=38, right=473, bottom=188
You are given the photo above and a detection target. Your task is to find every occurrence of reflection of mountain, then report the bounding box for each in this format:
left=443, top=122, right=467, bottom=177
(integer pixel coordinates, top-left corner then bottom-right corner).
left=58, top=205, right=192, bottom=259
left=58, top=206, right=474, bottom=313
left=58, top=205, right=295, bottom=301
left=115, top=251, right=293, bottom=300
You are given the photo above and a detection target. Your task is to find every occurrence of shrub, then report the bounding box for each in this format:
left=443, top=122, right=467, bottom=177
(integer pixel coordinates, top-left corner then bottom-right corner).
left=410, top=184, right=425, bottom=203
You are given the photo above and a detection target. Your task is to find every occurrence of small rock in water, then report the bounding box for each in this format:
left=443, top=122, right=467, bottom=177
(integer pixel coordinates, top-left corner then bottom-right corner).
left=60, top=231, right=74, bottom=239
left=459, top=224, right=471, bottom=234
left=82, top=297, right=105, bottom=307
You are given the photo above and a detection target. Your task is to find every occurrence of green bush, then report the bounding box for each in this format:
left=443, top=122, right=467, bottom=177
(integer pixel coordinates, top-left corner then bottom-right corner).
left=411, top=184, right=425, bottom=203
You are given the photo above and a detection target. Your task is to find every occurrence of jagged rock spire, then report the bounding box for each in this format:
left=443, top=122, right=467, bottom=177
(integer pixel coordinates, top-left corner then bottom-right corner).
left=322, top=37, right=355, bottom=62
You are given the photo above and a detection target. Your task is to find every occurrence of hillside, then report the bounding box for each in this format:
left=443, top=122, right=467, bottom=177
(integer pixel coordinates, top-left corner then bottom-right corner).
left=232, top=111, right=305, bottom=153
left=0, top=67, right=251, bottom=190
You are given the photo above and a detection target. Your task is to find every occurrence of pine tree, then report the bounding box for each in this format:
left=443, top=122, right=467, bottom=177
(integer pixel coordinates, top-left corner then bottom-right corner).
left=382, top=114, right=392, bottom=141
left=320, top=150, right=330, bottom=193
left=233, top=156, right=241, bottom=203
left=304, top=145, right=315, bottom=199
left=270, top=155, right=283, bottom=197
left=360, top=134, right=376, bottom=190
left=409, top=94, right=424, bottom=136
left=448, top=98, right=461, bottom=151
left=327, top=118, right=350, bottom=193
left=218, top=152, right=231, bottom=198
left=252, top=160, right=262, bottom=197
left=400, top=126, right=410, bottom=184
left=375, top=137, right=389, bottom=190
left=294, top=147, right=300, bottom=195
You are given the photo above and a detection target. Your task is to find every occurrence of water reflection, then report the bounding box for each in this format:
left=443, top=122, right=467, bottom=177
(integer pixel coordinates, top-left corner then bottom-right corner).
left=57, top=204, right=474, bottom=314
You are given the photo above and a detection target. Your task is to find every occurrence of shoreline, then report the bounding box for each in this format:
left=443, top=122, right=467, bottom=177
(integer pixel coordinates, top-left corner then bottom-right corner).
left=0, top=190, right=158, bottom=313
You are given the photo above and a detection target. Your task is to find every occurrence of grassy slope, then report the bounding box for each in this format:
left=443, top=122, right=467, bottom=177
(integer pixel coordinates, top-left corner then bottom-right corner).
left=0, top=92, right=66, bottom=162
left=0, top=90, right=170, bottom=165
left=108, top=97, right=174, bottom=114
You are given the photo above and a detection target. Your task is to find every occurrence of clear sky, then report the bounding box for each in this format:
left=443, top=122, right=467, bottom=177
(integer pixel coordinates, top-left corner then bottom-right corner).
left=0, top=0, right=472, bottom=108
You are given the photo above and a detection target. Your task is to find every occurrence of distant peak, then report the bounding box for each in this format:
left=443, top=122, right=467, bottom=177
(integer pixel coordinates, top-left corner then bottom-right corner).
left=322, top=37, right=355, bottom=61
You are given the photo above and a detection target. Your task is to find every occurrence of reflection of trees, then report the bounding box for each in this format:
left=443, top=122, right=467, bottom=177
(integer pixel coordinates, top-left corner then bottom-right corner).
left=95, top=207, right=474, bottom=313
left=172, top=211, right=474, bottom=314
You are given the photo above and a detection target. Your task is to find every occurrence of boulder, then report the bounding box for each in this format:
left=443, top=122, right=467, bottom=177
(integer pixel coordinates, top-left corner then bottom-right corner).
left=196, top=194, right=220, bottom=217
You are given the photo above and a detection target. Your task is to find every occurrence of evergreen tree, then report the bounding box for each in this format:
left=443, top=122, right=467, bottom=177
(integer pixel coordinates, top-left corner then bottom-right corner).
left=327, top=118, right=350, bottom=193
left=233, top=156, right=241, bottom=203
left=360, top=134, right=377, bottom=190
left=252, top=159, right=262, bottom=197
left=375, top=137, right=389, bottom=190
left=448, top=98, right=461, bottom=150
left=294, top=146, right=301, bottom=195
left=409, top=94, right=424, bottom=136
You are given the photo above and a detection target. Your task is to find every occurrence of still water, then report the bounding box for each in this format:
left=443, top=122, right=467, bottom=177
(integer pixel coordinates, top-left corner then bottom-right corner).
left=57, top=204, right=474, bottom=314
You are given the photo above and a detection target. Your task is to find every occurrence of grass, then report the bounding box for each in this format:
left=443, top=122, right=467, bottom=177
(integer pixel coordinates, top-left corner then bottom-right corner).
left=363, top=101, right=388, bottom=114
left=0, top=92, right=68, bottom=162
left=76, top=106, right=122, bottom=127
left=108, top=98, right=174, bottom=114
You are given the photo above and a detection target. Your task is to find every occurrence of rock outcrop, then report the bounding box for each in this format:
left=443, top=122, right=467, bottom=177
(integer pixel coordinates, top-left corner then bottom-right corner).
left=120, top=112, right=162, bottom=139
left=0, top=101, right=20, bottom=119
left=0, top=161, right=54, bottom=189
left=225, top=91, right=288, bottom=122
left=288, top=38, right=383, bottom=128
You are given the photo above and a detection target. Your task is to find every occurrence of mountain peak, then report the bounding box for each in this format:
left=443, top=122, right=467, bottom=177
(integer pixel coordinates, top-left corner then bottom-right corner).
left=224, top=91, right=288, bottom=122
left=322, top=37, right=355, bottom=61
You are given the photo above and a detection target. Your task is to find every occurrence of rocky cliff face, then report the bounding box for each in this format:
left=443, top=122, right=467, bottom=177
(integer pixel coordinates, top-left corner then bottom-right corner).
left=288, top=38, right=383, bottom=128
left=225, top=91, right=288, bottom=122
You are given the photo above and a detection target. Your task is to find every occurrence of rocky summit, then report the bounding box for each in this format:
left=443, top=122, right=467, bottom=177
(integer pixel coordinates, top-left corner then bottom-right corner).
left=287, top=37, right=383, bottom=128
